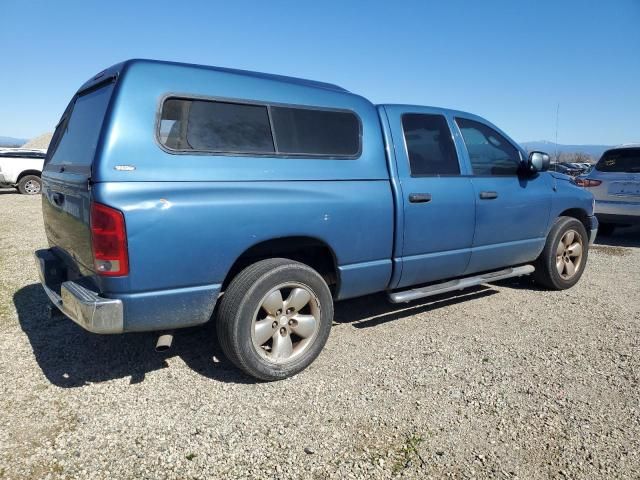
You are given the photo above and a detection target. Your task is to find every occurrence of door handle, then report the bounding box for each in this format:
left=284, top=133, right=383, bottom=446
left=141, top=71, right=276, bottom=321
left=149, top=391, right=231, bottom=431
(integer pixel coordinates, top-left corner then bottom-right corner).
left=479, top=191, right=498, bottom=200
left=409, top=193, right=432, bottom=203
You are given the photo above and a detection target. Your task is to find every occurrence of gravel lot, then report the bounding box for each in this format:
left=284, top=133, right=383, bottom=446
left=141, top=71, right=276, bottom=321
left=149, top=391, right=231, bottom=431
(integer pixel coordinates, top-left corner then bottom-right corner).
left=1, top=189, right=639, bottom=479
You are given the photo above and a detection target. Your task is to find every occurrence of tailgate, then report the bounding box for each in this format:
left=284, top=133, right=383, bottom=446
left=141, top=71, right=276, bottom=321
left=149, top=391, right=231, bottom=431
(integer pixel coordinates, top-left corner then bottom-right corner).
left=42, top=173, right=94, bottom=275
left=41, top=79, right=115, bottom=276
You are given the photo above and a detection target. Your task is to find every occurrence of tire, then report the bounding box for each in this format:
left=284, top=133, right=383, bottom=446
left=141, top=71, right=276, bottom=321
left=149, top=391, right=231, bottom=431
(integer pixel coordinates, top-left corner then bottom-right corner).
left=17, top=175, right=41, bottom=195
left=597, top=223, right=616, bottom=237
left=216, top=258, right=334, bottom=381
left=533, top=216, right=589, bottom=290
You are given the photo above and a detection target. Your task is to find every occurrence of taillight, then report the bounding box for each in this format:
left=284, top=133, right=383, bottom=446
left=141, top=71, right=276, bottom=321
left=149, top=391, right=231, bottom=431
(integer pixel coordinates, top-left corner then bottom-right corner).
left=90, top=202, right=129, bottom=276
left=574, top=178, right=602, bottom=187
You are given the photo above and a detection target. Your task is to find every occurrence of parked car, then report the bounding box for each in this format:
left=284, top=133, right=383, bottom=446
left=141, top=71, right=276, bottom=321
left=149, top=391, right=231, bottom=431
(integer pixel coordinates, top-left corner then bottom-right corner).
left=581, top=164, right=595, bottom=174
left=565, top=162, right=592, bottom=175
left=35, top=59, right=597, bottom=380
left=0, top=148, right=46, bottom=194
left=549, top=163, right=578, bottom=176
left=576, top=144, right=640, bottom=235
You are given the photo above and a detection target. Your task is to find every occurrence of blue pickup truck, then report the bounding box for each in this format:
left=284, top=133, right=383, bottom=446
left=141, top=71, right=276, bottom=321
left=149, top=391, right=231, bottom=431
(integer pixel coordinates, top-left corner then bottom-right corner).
left=35, top=59, right=597, bottom=380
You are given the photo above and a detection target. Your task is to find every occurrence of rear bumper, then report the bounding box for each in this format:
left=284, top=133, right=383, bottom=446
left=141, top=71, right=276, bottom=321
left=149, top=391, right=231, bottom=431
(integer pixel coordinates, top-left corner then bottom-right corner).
left=35, top=249, right=123, bottom=333
left=594, top=199, right=640, bottom=222
left=35, top=248, right=220, bottom=333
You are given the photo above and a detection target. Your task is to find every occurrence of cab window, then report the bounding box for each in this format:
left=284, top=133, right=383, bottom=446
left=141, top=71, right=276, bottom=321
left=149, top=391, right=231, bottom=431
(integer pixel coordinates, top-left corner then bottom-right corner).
left=456, top=117, right=521, bottom=176
left=402, top=114, right=459, bottom=176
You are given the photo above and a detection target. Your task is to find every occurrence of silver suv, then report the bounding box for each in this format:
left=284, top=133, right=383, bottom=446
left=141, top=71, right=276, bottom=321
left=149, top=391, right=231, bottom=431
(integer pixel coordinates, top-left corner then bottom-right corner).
left=577, top=145, right=640, bottom=235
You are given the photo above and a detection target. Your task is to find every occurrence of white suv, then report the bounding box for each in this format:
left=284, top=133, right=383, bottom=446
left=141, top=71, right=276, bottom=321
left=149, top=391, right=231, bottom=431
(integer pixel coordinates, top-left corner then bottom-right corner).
left=0, top=148, right=46, bottom=194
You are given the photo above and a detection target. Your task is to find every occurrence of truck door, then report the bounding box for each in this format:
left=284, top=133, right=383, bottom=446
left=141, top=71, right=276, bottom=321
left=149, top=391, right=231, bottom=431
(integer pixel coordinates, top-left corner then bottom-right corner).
left=382, top=106, right=475, bottom=289
left=453, top=115, right=552, bottom=274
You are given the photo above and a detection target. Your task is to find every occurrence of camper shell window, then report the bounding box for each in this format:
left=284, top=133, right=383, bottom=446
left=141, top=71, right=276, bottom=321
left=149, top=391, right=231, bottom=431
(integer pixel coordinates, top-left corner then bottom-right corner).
left=158, top=96, right=361, bottom=158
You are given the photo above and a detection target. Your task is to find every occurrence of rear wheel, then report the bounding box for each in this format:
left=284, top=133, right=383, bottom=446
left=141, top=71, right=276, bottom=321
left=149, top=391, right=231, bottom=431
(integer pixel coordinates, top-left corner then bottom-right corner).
left=17, top=175, right=41, bottom=195
left=216, top=258, right=333, bottom=381
left=533, top=216, right=589, bottom=290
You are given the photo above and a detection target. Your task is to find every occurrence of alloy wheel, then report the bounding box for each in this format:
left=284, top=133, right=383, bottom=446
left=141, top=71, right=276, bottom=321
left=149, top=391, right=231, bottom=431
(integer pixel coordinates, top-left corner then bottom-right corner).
left=24, top=179, right=41, bottom=194
left=556, top=229, right=583, bottom=279
left=251, top=283, right=321, bottom=364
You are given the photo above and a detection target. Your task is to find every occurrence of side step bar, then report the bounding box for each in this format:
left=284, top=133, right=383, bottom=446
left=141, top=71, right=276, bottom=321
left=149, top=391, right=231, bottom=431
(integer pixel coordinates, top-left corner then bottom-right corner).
left=388, top=265, right=535, bottom=304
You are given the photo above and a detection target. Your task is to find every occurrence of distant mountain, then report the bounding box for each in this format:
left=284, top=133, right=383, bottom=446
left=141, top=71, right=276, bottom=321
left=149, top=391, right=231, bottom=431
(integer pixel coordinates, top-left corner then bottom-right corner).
left=0, top=136, right=27, bottom=147
left=520, top=141, right=612, bottom=160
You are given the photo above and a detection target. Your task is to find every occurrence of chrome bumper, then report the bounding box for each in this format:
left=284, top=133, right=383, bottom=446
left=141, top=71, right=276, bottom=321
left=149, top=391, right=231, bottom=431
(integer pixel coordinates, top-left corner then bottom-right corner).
left=34, top=250, right=123, bottom=334
left=595, top=199, right=640, bottom=218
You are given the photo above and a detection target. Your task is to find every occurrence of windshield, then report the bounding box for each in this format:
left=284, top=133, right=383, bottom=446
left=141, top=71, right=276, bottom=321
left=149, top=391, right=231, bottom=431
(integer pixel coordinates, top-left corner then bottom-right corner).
left=595, top=148, right=640, bottom=173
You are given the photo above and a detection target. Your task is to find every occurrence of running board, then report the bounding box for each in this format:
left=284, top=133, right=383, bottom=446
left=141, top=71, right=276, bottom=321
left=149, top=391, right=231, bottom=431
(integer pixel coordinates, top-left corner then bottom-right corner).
left=388, top=265, right=535, bottom=304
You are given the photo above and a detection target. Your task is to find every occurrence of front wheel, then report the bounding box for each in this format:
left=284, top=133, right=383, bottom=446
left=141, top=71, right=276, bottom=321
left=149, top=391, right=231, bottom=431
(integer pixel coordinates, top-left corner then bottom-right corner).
left=533, top=216, right=589, bottom=290
left=216, top=258, right=333, bottom=381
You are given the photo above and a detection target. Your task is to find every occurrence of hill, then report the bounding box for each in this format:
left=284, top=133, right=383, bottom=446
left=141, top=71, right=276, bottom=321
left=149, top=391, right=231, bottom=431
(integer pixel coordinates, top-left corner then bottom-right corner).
left=22, top=133, right=53, bottom=150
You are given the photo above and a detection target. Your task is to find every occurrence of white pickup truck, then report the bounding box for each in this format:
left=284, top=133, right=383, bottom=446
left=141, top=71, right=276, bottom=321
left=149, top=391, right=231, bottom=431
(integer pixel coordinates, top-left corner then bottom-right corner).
left=0, top=149, right=46, bottom=194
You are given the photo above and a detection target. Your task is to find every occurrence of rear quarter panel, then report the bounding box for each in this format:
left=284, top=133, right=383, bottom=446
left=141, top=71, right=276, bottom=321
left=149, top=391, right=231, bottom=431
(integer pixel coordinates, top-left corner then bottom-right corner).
left=92, top=181, right=394, bottom=300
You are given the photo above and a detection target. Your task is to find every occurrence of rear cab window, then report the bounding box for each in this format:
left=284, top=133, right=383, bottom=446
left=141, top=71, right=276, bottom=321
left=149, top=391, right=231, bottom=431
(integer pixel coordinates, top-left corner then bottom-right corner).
left=401, top=113, right=460, bottom=176
left=46, top=81, right=115, bottom=170
left=158, top=97, right=361, bottom=158
left=596, top=148, right=640, bottom=173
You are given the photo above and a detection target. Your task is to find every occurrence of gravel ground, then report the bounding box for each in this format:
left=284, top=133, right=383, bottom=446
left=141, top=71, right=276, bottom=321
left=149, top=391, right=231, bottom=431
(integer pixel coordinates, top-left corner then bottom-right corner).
left=1, top=189, right=639, bottom=479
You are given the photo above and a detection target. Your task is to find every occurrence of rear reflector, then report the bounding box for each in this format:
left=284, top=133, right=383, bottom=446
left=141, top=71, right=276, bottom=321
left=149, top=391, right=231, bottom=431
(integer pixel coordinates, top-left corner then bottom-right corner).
left=575, top=178, right=602, bottom=187
left=90, top=202, right=129, bottom=276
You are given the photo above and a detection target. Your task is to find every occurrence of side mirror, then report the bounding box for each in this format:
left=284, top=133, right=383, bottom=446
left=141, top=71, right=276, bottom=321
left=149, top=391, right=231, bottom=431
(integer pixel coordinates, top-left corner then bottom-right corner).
left=527, top=151, right=551, bottom=173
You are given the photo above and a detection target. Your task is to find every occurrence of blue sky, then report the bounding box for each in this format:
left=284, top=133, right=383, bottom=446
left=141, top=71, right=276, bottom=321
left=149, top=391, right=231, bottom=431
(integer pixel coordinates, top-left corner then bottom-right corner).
left=2, top=0, right=638, bottom=145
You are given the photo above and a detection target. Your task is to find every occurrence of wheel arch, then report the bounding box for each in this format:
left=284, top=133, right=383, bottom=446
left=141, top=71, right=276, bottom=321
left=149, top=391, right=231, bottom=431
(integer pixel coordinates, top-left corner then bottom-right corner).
left=558, top=208, right=590, bottom=233
left=16, top=170, right=42, bottom=183
left=222, top=236, right=340, bottom=295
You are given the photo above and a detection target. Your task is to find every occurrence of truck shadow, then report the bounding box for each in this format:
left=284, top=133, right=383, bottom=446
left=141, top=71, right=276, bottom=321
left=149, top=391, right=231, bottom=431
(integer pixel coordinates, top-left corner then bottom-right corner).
left=333, top=286, right=498, bottom=328
left=594, top=225, right=640, bottom=248
left=15, top=283, right=498, bottom=388
left=13, top=283, right=250, bottom=387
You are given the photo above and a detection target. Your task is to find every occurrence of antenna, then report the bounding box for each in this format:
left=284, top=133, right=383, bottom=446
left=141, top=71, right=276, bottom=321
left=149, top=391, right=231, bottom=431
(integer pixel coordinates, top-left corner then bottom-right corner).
left=555, top=103, right=560, bottom=161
